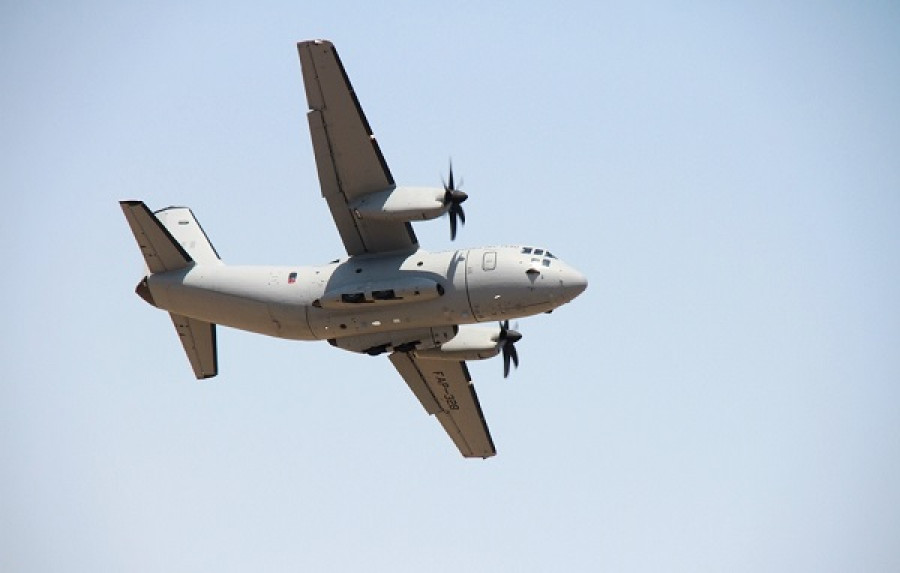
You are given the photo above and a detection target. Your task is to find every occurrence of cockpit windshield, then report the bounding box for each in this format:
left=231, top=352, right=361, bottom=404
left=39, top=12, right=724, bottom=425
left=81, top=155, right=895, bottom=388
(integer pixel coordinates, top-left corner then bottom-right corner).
left=522, top=247, right=556, bottom=259
left=521, top=246, right=557, bottom=267
left=520, top=246, right=556, bottom=258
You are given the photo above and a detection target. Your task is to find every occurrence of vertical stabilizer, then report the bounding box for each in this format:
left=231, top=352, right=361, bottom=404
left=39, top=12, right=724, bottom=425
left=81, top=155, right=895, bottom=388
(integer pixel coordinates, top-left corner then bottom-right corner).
left=155, top=207, right=223, bottom=265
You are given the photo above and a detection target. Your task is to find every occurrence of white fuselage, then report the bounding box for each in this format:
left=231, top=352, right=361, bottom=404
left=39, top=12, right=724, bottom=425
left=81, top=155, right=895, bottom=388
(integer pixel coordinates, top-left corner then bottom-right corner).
left=143, top=246, right=587, bottom=346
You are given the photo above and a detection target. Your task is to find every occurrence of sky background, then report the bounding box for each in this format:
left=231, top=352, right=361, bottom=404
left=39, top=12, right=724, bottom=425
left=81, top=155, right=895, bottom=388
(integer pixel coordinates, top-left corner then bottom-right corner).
left=2, top=1, right=899, bottom=571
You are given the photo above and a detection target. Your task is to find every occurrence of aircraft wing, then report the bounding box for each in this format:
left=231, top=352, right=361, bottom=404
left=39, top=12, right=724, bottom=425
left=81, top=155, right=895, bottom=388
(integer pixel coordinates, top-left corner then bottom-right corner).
left=297, top=40, right=418, bottom=256
left=389, top=352, right=496, bottom=458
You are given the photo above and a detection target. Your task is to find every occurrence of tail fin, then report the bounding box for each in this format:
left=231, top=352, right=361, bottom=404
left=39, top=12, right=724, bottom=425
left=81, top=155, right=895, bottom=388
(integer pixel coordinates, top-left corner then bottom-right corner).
left=155, top=206, right=223, bottom=266
left=121, top=201, right=221, bottom=379
left=120, top=201, right=193, bottom=273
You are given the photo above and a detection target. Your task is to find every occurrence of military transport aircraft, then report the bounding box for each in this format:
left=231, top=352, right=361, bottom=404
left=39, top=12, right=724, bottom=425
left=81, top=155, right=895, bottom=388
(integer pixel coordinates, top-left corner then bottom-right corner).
left=120, top=40, right=587, bottom=458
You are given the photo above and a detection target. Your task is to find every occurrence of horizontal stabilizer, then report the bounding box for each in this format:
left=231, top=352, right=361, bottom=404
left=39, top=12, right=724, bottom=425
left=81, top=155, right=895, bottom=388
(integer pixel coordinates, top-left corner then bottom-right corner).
left=170, top=313, right=218, bottom=379
left=120, top=201, right=192, bottom=273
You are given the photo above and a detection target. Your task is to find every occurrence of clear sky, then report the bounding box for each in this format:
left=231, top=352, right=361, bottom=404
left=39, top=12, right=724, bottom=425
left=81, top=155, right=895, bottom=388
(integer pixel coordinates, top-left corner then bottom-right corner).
left=2, top=2, right=899, bottom=571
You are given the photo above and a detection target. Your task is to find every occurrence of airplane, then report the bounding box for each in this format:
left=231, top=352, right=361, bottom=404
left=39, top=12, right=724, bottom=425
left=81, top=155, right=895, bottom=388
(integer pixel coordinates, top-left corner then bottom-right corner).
left=120, top=39, right=587, bottom=458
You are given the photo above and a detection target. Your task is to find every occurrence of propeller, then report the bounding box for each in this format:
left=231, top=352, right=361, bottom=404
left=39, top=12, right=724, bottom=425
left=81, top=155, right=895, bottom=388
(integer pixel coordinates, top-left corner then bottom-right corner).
left=442, top=161, right=468, bottom=240
left=498, top=320, right=522, bottom=378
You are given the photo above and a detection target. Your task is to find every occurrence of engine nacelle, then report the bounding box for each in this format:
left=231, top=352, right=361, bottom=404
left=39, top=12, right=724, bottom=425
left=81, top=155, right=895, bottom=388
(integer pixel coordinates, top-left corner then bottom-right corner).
left=416, top=324, right=503, bottom=361
left=351, top=187, right=447, bottom=221
left=315, top=277, right=445, bottom=309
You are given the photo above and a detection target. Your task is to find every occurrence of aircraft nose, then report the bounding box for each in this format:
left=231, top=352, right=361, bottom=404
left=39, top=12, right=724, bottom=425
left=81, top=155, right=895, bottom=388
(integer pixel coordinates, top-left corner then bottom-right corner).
left=566, top=268, right=588, bottom=300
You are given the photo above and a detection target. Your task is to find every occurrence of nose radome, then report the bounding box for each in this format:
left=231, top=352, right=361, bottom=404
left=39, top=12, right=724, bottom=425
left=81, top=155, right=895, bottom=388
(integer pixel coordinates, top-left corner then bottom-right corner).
left=564, top=268, right=588, bottom=301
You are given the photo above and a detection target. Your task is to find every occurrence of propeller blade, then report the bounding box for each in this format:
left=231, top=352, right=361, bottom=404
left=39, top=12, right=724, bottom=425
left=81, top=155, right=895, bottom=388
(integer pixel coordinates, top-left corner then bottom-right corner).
left=442, top=161, right=467, bottom=240
left=498, top=320, right=522, bottom=378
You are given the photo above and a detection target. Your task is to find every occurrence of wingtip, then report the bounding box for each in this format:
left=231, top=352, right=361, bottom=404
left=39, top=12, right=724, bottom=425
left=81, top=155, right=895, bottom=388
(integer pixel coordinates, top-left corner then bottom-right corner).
left=298, top=39, right=332, bottom=48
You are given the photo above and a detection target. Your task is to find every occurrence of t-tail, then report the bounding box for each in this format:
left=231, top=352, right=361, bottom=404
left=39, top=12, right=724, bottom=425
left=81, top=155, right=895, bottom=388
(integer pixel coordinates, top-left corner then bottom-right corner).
left=119, top=201, right=222, bottom=379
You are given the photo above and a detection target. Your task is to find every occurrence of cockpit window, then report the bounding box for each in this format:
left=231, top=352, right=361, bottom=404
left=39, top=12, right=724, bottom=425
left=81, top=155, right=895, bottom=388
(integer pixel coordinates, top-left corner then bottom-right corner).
left=542, top=259, right=551, bottom=267
left=522, top=246, right=557, bottom=259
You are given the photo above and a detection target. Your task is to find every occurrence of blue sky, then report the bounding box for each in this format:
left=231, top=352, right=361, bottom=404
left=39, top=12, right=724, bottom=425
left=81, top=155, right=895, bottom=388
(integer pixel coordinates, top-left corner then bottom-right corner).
left=3, top=2, right=899, bottom=571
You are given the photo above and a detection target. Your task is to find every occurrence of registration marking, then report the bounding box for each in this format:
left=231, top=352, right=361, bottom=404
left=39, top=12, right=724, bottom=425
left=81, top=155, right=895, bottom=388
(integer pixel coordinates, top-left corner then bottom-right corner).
left=432, top=371, right=460, bottom=410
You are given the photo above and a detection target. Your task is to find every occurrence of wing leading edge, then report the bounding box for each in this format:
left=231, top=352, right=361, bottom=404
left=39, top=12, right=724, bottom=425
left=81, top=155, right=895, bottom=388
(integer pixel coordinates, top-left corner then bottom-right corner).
left=297, top=40, right=418, bottom=256
left=389, top=352, right=496, bottom=458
